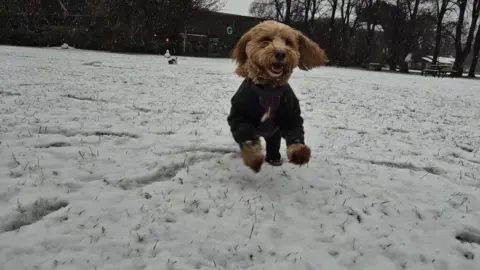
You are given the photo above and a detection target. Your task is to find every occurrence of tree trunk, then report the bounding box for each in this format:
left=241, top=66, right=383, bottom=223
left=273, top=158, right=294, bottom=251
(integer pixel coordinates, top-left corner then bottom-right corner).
left=327, top=0, right=338, bottom=59
left=468, top=51, right=479, bottom=77
left=303, top=0, right=311, bottom=34
left=274, top=0, right=285, bottom=22
left=388, top=0, right=401, bottom=71
left=432, top=17, right=443, bottom=64
left=285, top=0, right=292, bottom=25
left=468, top=25, right=480, bottom=77
left=399, top=52, right=410, bottom=73
left=365, top=0, right=379, bottom=62
left=452, top=0, right=480, bottom=77
left=452, top=1, right=467, bottom=76
left=365, top=22, right=376, bottom=62
left=453, top=53, right=465, bottom=76
left=338, top=0, right=356, bottom=65
left=399, top=0, right=421, bottom=73
left=308, top=0, right=318, bottom=37
left=339, top=0, right=347, bottom=65
left=432, top=0, right=449, bottom=65
left=388, top=52, right=397, bottom=71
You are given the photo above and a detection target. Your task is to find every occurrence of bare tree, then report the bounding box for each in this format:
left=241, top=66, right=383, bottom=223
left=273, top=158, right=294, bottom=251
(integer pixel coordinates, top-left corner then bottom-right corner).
left=249, top=0, right=324, bottom=39
left=378, top=0, right=405, bottom=71
left=452, top=0, right=480, bottom=77
left=85, top=0, right=225, bottom=51
left=249, top=0, right=304, bottom=24
left=360, top=0, right=380, bottom=62
left=284, top=0, right=293, bottom=24
left=193, top=0, right=225, bottom=10
left=338, top=0, right=361, bottom=64
left=468, top=22, right=480, bottom=76
left=300, top=0, right=324, bottom=35
left=303, top=0, right=313, bottom=31
left=399, top=0, right=421, bottom=73
left=250, top=0, right=279, bottom=19
left=55, top=0, right=68, bottom=15
left=431, top=0, right=454, bottom=64
left=327, top=0, right=339, bottom=55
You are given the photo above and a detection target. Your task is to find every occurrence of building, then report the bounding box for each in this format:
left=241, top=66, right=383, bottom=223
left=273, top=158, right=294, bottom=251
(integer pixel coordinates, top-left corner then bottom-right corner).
left=170, top=11, right=263, bottom=57
left=0, top=0, right=263, bottom=57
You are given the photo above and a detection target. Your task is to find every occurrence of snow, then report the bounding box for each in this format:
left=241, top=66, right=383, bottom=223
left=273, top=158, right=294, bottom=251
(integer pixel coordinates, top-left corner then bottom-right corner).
left=1, top=45, right=480, bottom=270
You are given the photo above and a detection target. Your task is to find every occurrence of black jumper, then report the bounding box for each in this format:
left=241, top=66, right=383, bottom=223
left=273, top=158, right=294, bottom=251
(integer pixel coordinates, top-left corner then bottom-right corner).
left=227, top=78, right=305, bottom=161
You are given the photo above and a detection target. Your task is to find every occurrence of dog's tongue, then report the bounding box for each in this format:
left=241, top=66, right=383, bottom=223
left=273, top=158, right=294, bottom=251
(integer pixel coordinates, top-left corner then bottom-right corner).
left=271, top=65, right=283, bottom=73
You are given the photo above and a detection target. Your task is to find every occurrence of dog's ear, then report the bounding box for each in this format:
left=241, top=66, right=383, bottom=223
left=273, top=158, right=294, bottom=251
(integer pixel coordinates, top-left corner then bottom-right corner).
left=297, top=31, right=327, bottom=71
left=232, top=31, right=251, bottom=66
left=232, top=31, right=252, bottom=77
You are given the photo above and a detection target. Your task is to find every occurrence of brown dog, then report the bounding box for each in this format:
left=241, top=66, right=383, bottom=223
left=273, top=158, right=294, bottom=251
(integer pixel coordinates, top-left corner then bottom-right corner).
left=227, top=20, right=327, bottom=173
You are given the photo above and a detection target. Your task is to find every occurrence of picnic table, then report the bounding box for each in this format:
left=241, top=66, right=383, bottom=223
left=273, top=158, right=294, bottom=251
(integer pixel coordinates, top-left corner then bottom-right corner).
left=421, top=64, right=456, bottom=78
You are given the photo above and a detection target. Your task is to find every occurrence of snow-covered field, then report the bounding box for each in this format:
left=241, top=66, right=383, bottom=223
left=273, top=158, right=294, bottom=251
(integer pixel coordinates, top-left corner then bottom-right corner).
left=1, top=45, right=480, bottom=270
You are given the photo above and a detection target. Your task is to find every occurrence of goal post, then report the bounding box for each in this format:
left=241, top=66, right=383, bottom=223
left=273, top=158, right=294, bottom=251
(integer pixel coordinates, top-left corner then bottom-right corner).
left=180, top=32, right=207, bottom=53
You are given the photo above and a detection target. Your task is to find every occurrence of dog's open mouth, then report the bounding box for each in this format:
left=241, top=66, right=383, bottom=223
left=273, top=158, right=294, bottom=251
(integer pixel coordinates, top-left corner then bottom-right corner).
left=267, top=64, right=284, bottom=77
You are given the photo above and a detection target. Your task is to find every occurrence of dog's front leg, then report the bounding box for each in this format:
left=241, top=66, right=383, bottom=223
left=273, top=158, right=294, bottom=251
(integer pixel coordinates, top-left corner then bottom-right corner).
left=241, top=139, right=265, bottom=173
left=287, top=143, right=311, bottom=165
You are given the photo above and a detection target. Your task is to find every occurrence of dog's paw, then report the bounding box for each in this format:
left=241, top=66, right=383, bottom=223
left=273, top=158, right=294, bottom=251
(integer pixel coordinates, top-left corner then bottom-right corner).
left=287, top=144, right=311, bottom=165
left=242, top=140, right=265, bottom=173
left=243, top=152, right=264, bottom=173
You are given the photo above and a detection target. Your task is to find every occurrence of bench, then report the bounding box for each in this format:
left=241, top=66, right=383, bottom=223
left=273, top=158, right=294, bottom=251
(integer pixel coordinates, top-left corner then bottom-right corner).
left=421, top=68, right=440, bottom=77
left=422, top=64, right=456, bottom=78
left=438, top=67, right=457, bottom=78
left=364, top=62, right=383, bottom=71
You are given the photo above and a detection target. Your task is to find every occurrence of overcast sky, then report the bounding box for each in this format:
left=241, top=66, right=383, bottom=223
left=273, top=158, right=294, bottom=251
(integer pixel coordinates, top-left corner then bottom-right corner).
left=221, top=0, right=254, bottom=16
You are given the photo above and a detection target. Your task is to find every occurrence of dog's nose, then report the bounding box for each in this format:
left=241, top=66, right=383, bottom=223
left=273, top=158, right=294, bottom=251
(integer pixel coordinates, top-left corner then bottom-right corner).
left=275, top=51, right=286, bottom=61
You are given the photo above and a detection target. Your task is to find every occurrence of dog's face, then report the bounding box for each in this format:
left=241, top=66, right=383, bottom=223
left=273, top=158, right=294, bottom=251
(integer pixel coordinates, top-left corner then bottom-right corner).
left=232, top=20, right=327, bottom=86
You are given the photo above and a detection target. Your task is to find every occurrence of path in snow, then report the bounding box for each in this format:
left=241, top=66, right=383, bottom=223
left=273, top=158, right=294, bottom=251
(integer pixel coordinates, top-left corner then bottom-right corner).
left=1, top=46, right=480, bottom=270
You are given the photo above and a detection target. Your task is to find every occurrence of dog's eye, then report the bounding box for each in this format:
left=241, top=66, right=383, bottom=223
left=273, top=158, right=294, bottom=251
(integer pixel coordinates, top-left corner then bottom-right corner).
left=285, top=39, right=294, bottom=46
left=261, top=37, right=272, bottom=43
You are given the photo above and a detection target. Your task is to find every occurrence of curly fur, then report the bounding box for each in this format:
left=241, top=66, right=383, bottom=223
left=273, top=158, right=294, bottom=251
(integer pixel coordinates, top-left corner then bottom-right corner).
left=232, top=20, right=327, bottom=87
left=287, top=144, right=311, bottom=165
left=232, top=20, right=324, bottom=172
left=241, top=139, right=265, bottom=173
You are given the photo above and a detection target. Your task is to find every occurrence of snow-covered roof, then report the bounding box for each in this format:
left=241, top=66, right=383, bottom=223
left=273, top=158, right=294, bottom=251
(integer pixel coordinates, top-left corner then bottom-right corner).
left=421, top=55, right=455, bottom=64
left=357, top=22, right=384, bottom=32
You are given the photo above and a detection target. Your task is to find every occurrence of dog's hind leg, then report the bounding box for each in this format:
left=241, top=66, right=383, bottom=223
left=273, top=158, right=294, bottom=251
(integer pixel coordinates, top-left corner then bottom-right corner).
left=265, top=131, right=282, bottom=166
